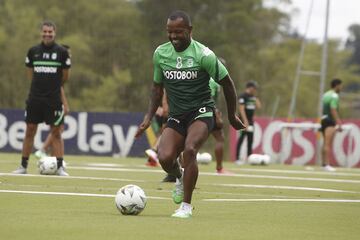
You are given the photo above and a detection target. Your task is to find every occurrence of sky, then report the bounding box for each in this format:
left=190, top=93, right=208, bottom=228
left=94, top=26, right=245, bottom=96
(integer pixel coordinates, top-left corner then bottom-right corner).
left=264, top=0, right=360, bottom=42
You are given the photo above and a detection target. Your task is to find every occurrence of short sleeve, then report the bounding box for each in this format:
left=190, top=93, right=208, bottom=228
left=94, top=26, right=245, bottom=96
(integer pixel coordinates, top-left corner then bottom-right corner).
left=330, top=94, right=339, bottom=108
left=61, top=48, right=71, bottom=69
left=153, top=50, right=164, bottom=84
left=239, top=96, right=245, bottom=105
left=200, top=48, right=228, bottom=82
left=25, top=48, right=33, bottom=68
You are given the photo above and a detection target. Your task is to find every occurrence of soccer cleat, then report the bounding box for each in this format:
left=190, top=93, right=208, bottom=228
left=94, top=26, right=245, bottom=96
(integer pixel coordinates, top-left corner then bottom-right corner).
left=216, top=168, right=234, bottom=175
left=145, top=149, right=159, bottom=167
left=323, top=165, right=336, bottom=172
left=162, top=174, right=177, bottom=182
left=172, top=177, right=184, bottom=204
left=12, top=166, right=27, bottom=174
left=34, top=149, right=48, bottom=159
left=56, top=166, right=69, bottom=176
left=171, top=203, right=192, bottom=219
left=234, top=159, right=245, bottom=165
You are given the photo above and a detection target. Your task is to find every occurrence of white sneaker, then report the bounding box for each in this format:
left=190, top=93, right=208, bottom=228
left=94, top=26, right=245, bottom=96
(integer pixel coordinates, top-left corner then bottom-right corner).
left=171, top=202, right=192, bottom=218
left=323, top=165, right=336, bottom=172
left=34, top=149, right=48, bottom=159
left=234, top=159, right=245, bottom=165
left=56, top=167, right=69, bottom=176
left=12, top=166, right=27, bottom=174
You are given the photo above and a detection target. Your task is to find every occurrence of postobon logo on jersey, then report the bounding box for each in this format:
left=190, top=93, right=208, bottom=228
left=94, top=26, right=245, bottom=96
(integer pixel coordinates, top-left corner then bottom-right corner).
left=34, top=66, right=57, bottom=73
left=163, top=70, right=198, bottom=80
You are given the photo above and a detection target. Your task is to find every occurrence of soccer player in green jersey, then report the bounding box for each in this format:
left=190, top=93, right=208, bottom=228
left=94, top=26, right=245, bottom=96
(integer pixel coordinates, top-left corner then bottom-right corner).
left=135, top=10, right=245, bottom=218
left=209, top=77, right=232, bottom=174
left=320, top=78, right=343, bottom=172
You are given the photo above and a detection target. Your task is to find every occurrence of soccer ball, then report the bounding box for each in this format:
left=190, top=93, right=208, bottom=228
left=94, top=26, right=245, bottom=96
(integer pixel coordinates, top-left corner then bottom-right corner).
left=115, top=185, right=147, bottom=215
left=248, top=154, right=271, bottom=165
left=197, top=152, right=212, bottom=164
left=37, top=157, right=57, bottom=175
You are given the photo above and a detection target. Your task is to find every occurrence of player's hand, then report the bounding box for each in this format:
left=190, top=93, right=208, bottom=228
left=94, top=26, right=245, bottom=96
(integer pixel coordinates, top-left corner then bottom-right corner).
left=135, top=117, right=151, bottom=139
left=229, top=114, right=247, bottom=130
left=63, top=103, right=70, bottom=115
left=336, top=124, right=343, bottom=132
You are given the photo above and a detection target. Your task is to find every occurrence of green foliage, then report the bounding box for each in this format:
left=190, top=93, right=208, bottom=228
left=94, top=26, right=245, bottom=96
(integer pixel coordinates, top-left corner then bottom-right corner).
left=0, top=0, right=358, bottom=118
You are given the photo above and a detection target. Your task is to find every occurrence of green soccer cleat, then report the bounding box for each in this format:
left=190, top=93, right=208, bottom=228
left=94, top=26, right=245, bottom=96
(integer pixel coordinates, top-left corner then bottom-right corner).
left=34, top=149, right=48, bottom=159
left=172, top=177, right=184, bottom=204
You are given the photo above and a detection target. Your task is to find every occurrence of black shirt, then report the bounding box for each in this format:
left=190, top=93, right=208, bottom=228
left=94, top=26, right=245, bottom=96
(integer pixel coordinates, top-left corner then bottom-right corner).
left=25, top=42, right=71, bottom=104
left=238, top=92, right=257, bottom=124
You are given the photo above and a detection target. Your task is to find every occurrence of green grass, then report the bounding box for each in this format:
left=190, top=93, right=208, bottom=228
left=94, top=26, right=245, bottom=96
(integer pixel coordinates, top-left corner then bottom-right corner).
left=1, top=152, right=360, bottom=240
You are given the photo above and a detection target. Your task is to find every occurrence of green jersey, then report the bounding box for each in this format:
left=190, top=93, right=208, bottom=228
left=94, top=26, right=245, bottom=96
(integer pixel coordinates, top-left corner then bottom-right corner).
left=153, top=39, right=228, bottom=115
left=322, top=90, right=339, bottom=121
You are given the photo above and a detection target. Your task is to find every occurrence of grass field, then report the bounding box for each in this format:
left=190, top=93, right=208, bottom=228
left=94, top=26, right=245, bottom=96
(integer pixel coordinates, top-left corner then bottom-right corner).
left=1, top=152, right=360, bottom=240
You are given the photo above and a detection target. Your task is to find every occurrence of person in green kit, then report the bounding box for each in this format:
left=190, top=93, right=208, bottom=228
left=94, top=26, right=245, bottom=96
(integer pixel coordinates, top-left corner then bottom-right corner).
left=135, top=10, right=245, bottom=218
left=320, top=78, right=343, bottom=172
left=209, top=76, right=233, bottom=174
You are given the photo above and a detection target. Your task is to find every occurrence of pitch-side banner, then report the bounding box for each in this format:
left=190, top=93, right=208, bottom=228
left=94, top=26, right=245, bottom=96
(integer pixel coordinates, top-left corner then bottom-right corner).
left=230, top=117, right=360, bottom=168
left=0, top=109, right=150, bottom=157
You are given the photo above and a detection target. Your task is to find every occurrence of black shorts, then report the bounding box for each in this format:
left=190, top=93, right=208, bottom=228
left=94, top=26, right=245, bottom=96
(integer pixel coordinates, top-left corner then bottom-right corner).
left=166, top=106, right=215, bottom=137
left=320, top=118, right=336, bottom=133
left=25, top=99, right=64, bottom=126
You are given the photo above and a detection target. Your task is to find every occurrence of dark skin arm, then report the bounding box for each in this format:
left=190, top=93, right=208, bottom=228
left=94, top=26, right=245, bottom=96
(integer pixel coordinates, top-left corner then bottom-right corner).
left=219, top=75, right=247, bottom=130
left=135, top=82, right=164, bottom=138
left=330, top=108, right=342, bottom=131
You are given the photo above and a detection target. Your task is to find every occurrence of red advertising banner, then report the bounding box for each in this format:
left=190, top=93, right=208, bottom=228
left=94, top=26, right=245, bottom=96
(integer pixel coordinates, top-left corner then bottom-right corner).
left=229, top=117, right=360, bottom=168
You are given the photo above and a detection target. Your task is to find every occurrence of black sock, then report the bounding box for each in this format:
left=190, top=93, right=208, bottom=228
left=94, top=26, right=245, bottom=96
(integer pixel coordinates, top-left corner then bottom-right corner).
left=21, top=157, right=29, bottom=168
left=57, top=157, right=63, bottom=168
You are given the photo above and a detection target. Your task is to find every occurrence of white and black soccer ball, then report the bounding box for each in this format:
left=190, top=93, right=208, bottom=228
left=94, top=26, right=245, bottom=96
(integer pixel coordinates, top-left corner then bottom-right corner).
left=37, top=157, right=57, bottom=175
left=196, top=152, right=212, bottom=164
left=115, top=185, right=147, bottom=215
left=248, top=154, right=271, bottom=165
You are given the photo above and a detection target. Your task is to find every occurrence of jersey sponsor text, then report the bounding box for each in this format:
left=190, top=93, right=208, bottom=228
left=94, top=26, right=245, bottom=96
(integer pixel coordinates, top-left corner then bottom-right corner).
left=163, top=70, right=198, bottom=80
left=34, top=66, right=57, bottom=73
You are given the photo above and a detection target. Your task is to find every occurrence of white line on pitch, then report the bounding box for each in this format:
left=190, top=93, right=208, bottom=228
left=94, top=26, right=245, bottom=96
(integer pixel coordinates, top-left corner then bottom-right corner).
left=0, top=173, right=146, bottom=183
left=203, top=198, right=360, bottom=203
left=0, top=189, right=170, bottom=200
left=65, top=166, right=360, bottom=184
left=212, top=183, right=357, bottom=193
left=230, top=168, right=360, bottom=177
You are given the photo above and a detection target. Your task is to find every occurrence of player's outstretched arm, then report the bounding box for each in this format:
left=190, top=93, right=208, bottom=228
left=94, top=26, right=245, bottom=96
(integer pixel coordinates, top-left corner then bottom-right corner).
left=219, top=75, right=247, bottom=130
left=135, top=83, right=164, bottom=138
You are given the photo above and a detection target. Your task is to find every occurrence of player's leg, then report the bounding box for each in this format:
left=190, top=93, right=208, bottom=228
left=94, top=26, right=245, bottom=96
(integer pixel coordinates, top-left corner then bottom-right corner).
left=246, top=130, right=254, bottom=157
left=12, top=123, right=38, bottom=174
left=322, top=125, right=336, bottom=171
left=212, top=129, right=224, bottom=171
left=13, top=100, right=41, bottom=174
left=157, top=127, right=184, bottom=180
left=35, top=132, right=51, bottom=159
left=236, top=131, right=246, bottom=162
left=183, top=121, right=209, bottom=203
left=46, top=103, right=68, bottom=176
left=212, top=108, right=226, bottom=172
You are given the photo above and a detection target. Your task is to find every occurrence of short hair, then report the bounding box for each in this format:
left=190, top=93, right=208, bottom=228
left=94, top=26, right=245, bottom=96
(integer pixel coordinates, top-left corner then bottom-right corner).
left=331, top=78, right=342, bottom=88
left=246, top=81, right=258, bottom=89
left=168, top=10, right=192, bottom=27
left=41, top=20, right=56, bottom=30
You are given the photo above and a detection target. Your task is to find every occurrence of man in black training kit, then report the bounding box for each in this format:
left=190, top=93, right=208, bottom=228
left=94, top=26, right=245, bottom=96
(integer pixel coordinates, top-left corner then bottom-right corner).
left=13, top=21, right=71, bottom=176
left=235, top=81, right=261, bottom=164
left=135, top=10, right=245, bottom=218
